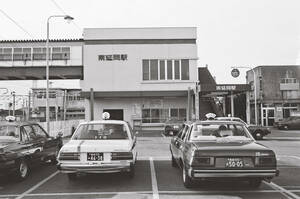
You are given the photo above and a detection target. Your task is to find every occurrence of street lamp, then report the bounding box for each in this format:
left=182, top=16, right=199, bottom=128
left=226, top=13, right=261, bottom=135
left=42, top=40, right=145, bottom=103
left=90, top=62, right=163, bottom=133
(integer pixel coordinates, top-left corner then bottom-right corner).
left=46, top=15, right=74, bottom=133
left=231, top=66, right=258, bottom=125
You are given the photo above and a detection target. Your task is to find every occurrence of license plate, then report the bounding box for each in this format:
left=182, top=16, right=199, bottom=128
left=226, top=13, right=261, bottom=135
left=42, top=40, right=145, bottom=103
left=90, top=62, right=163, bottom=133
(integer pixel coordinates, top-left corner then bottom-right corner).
left=87, top=153, right=103, bottom=161
left=225, top=158, right=244, bottom=168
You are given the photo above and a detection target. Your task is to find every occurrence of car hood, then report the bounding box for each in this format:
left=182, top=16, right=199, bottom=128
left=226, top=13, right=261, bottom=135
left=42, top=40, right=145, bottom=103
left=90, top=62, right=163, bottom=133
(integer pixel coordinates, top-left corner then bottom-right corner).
left=61, top=140, right=132, bottom=153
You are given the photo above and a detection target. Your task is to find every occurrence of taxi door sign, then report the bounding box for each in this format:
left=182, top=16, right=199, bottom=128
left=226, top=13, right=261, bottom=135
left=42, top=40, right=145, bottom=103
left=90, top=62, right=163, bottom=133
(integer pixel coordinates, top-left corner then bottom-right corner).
left=231, top=68, right=240, bottom=78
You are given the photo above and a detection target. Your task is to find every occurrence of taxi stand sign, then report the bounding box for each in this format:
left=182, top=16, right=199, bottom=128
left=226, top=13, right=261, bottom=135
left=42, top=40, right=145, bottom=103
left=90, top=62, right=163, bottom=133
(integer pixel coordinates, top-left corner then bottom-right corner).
left=231, top=68, right=240, bottom=78
left=102, top=112, right=110, bottom=120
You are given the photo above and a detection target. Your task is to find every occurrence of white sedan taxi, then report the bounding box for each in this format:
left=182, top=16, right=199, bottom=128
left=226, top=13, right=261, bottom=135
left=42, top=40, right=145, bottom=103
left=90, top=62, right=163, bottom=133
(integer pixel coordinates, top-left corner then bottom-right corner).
left=57, top=116, right=137, bottom=180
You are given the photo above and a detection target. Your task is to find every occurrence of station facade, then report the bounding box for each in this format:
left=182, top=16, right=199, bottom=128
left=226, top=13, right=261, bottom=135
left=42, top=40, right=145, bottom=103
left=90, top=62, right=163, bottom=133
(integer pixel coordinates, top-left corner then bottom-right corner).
left=80, top=27, right=198, bottom=128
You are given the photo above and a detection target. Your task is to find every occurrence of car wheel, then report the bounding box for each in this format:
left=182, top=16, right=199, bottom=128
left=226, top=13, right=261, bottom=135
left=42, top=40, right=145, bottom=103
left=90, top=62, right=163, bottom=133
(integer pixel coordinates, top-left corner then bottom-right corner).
left=182, top=165, right=194, bottom=188
left=15, top=159, right=29, bottom=181
left=171, top=155, right=177, bottom=168
left=67, top=173, right=77, bottom=181
left=254, top=131, right=263, bottom=140
left=249, top=178, right=262, bottom=188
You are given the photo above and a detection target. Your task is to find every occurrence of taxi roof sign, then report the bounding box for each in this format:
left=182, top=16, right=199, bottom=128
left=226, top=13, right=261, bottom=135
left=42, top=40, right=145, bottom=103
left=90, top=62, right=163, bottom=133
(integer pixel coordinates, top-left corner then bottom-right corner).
left=205, top=113, right=216, bottom=120
left=102, top=112, right=110, bottom=120
left=5, top=115, right=16, bottom=122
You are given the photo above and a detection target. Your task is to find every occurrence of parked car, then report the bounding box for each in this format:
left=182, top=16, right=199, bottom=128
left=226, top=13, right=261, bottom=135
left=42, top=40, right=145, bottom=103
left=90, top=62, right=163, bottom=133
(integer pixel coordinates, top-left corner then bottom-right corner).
left=170, top=120, right=279, bottom=188
left=0, top=118, right=62, bottom=181
left=275, top=116, right=300, bottom=130
left=164, top=118, right=184, bottom=136
left=57, top=118, right=138, bottom=180
left=216, top=117, right=271, bottom=140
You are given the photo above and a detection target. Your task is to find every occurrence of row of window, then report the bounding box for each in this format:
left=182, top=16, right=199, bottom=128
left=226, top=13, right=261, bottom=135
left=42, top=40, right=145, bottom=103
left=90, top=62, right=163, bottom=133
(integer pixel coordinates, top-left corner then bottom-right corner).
left=280, top=78, right=299, bottom=84
left=142, top=59, right=189, bottom=81
left=142, top=108, right=186, bottom=123
left=0, top=47, right=70, bottom=61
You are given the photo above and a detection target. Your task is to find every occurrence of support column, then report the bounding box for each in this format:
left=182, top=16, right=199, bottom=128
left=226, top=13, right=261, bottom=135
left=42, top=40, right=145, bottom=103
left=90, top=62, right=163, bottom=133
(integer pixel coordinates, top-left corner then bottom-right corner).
left=222, top=97, right=226, bottom=116
left=246, top=91, right=250, bottom=124
left=90, top=88, right=94, bottom=121
left=194, top=86, right=199, bottom=120
left=230, top=91, right=234, bottom=117
left=261, top=103, right=264, bottom=126
left=187, top=87, right=191, bottom=121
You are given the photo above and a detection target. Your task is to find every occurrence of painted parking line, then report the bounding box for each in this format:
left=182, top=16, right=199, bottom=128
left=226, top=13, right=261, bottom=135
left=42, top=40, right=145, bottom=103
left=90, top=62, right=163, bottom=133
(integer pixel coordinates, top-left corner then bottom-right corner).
left=149, top=157, right=159, bottom=199
left=264, top=181, right=300, bottom=199
left=15, top=171, right=59, bottom=199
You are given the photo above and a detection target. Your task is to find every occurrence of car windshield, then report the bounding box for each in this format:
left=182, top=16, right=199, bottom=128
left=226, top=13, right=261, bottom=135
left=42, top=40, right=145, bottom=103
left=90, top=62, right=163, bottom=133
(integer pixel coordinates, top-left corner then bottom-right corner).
left=72, top=123, right=129, bottom=140
left=0, top=125, right=20, bottom=142
left=189, top=123, right=252, bottom=142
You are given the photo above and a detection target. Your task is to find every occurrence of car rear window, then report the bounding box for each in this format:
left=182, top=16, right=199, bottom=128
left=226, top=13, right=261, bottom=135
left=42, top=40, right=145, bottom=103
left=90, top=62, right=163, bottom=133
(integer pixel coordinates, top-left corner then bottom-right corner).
left=189, top=123, right=252, bottom=141
left=0, top=125, right=19, bottom=141
left=72, top=123, right=129, bottom=140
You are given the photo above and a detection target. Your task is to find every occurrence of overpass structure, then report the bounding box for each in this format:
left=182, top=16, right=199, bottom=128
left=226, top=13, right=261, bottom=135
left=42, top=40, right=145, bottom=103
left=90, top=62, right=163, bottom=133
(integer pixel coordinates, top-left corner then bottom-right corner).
left=0, top=39, right=83, bottom=80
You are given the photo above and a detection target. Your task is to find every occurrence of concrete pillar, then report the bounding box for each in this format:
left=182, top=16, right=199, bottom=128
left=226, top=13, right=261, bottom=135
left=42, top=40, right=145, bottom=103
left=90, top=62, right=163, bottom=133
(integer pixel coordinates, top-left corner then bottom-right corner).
left=90, top=88, right=94, bottom=121
left=194, top=86, right=199, bottom=120
left=230, top=91, right=234, bottom=117
left=187, top=87, right=191, bottom=121
left=246, top=91, right=250, bottom=124
left=261, top=103, right=264, bottom=126
left=222, top=97, right=226, bottom=116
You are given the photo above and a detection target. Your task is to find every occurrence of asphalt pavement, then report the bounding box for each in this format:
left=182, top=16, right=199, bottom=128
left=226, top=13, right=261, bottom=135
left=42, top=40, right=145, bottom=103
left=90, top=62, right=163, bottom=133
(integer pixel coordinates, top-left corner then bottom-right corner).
left=0, top=128, right=299, bottom=199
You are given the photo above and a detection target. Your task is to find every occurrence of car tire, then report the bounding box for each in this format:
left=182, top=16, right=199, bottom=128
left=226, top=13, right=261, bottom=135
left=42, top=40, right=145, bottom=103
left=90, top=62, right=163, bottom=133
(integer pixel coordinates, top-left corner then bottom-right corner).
left=15, top=159, right=29, bottom=181
left=67, top=173, right=77, bottom=181
left=182, top=165, right=194, bottom=188
left=254, top=131, right=263, bottom=140
left=249, top=178, right=262, bottom=188
left=171, top=155, right=177, bottom=168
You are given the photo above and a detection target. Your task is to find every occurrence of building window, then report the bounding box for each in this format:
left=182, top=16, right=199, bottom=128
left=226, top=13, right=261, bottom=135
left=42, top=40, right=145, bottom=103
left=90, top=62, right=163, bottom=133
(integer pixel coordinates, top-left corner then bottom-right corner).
left=181, top=59, right=189, bottom=80
left=142, top=108, right=186, bottom=123
left=159, top=60, right=165, bottom=80
left=0, top=48, right=12, bottom=61
left=52, top=47, right=70, bottom=60
left=150, top=60, right=158, bottom=80
left=12, top=48, right=32, bottom=61
left=281, top=78, right=298, bottom=84
left=33, top=47, right=47, bottom=60
left=142, top=60, right=150, bottom=80
left=143, top=59, right=189, bottom=81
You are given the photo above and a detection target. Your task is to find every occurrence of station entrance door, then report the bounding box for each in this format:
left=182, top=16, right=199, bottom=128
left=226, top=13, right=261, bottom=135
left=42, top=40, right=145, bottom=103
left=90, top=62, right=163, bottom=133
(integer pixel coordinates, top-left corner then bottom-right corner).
left=262, top=107, right=275, bottom=126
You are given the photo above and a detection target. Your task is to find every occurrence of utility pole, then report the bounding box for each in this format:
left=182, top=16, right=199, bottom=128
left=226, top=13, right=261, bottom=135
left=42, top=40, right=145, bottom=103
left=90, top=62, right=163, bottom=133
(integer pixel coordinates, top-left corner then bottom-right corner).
left=12, top=91, right=16, bottom=117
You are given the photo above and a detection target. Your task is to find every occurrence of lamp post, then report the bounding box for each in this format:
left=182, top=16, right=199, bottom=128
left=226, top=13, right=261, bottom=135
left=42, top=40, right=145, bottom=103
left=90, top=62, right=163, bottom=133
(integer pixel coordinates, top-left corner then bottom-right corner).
left=231, top=66, right=258, bottom=125
left=46, top=15, right=74, bottom=133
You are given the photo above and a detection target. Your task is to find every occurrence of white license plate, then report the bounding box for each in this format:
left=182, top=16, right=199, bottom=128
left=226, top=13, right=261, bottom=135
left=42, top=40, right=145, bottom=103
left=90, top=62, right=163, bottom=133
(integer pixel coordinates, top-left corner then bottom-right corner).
left=225, top=158, right=244, bottom=168
left=87, top=153, right=103, bottom=161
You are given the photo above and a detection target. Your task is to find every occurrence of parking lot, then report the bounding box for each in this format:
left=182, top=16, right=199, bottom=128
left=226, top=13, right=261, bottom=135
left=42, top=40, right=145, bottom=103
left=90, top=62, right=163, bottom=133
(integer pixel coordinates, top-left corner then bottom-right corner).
left=0, top=129, right=300, bottom=199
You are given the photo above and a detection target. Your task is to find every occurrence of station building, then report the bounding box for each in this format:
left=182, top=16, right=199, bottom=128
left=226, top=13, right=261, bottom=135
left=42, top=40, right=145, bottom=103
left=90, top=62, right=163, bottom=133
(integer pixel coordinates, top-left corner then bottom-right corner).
left=80, top=27, right=199, bottom=129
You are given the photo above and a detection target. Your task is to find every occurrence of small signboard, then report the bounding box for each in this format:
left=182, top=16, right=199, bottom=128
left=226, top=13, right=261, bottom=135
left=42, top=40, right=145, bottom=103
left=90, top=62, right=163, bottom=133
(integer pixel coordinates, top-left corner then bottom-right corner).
left=231, top=68, right=240, bottom=78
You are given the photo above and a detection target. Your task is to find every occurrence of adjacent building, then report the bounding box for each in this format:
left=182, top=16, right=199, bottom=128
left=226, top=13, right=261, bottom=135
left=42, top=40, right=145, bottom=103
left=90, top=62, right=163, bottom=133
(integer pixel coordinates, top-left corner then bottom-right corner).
left=246, top=65, right=300, bottom=126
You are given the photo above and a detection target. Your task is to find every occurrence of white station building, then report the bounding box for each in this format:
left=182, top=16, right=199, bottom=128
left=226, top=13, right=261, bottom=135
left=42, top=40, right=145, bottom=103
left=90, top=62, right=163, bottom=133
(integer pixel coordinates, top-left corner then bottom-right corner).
left=80, top=27, right=198, bottom=129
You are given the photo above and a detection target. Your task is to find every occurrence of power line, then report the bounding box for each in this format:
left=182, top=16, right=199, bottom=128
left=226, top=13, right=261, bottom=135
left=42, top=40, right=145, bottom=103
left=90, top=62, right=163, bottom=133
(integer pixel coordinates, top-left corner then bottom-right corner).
left=50, top=0, right=82, bottom=33
left=0, top=9, right=34, bottom=39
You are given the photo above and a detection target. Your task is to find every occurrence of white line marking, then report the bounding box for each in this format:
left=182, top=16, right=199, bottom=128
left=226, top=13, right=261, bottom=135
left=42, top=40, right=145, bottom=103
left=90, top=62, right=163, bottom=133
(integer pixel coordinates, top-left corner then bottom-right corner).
left=15, top=171, right=59, bottom=199
left=149, top=157, right=159, bottom=199
left=264, top=181, right=300, bottom=199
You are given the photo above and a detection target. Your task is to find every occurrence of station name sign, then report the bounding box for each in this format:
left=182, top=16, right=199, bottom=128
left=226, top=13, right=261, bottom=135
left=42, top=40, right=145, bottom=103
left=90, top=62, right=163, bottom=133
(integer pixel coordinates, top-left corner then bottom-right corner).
left=98, top=54, right=128, bottom=61
left=216, top=85, right=237, bottom=91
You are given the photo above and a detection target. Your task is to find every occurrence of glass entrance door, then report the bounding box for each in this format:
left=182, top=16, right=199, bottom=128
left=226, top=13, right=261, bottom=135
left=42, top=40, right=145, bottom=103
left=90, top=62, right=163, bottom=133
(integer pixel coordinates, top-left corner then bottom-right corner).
left=262, top=107, right=275, bottom=126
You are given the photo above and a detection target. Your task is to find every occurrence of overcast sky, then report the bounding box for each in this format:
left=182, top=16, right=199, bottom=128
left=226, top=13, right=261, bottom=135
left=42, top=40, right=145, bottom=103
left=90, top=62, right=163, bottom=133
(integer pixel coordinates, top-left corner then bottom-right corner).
left=1, top=0, right=300, bottom=95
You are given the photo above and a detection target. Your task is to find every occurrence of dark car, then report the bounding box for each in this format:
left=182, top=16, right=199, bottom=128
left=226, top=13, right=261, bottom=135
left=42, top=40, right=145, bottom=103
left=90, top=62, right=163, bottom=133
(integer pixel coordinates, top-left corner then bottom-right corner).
left=275, top=116, right=300, bottom=130
left=0, top=121, right=62, bottom=181
left=164, top=118, right=184, bottom=136
left=170, top=120, right=279, bottom=188
left=216, top=117, right=271, bottom=140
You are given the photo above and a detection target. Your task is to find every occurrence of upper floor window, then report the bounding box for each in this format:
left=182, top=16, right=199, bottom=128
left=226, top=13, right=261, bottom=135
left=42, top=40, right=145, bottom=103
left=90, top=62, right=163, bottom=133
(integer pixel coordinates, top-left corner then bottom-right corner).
left=0, top=48, right=12, bottom=61
left=142, top=59, right=189, bottom=81
left=33, top=47, right=48, bottom=60
left=13, top=48, right=32, bottom=61
left=281, top=78, right=299, bottom=84
left=52, top=47, right=70, bottom=60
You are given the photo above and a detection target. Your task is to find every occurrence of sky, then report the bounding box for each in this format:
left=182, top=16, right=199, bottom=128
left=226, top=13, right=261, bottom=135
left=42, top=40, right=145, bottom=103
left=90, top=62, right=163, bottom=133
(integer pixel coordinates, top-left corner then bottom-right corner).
left=1, top=0, right=300, bottom=95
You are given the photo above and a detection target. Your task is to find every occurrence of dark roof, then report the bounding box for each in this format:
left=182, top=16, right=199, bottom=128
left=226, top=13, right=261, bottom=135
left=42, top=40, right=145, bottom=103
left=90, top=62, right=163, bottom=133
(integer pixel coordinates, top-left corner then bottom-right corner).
left=0, top=39, right=83, bottom=43
left=198, top=67, right=216, bottom=84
